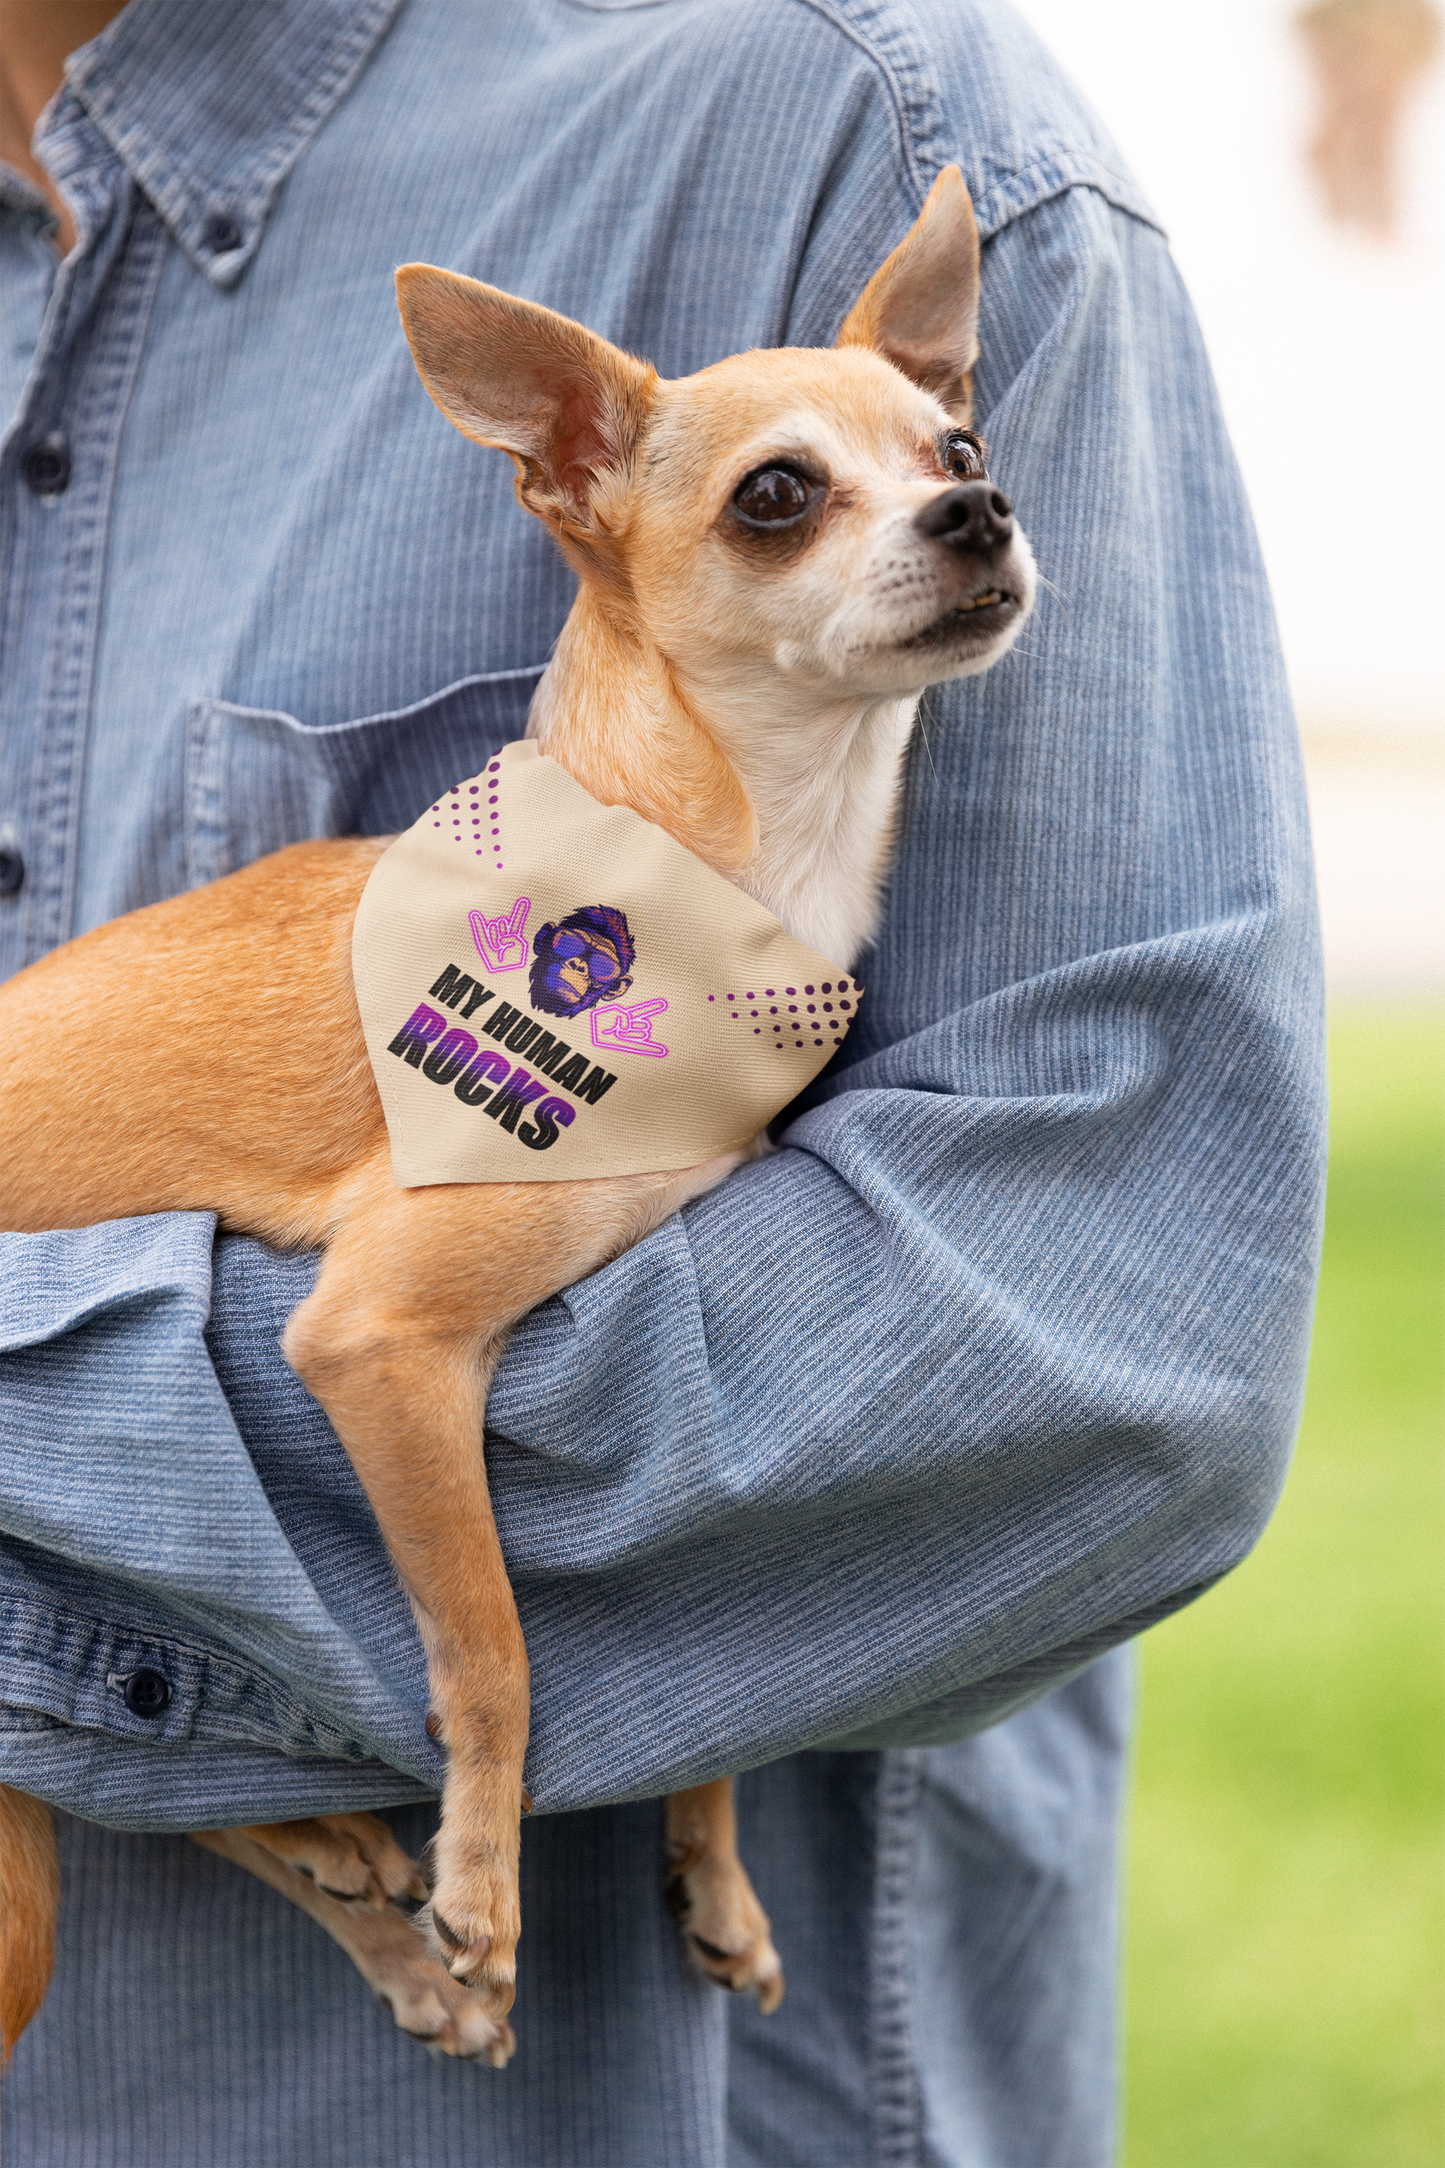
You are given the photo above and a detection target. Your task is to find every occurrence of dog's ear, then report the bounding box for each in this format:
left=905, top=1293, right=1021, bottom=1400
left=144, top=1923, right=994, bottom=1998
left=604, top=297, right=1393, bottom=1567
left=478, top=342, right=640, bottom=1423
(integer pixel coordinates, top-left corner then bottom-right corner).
left=835, top=165, right=980, bottom=422
left=396, top=267, right=656, bottom=532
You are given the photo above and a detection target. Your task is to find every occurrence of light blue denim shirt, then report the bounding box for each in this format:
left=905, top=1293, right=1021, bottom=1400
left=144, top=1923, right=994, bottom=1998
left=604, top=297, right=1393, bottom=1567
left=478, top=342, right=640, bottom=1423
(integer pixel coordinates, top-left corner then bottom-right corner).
left=0, top=1, right=1325, bottom=2160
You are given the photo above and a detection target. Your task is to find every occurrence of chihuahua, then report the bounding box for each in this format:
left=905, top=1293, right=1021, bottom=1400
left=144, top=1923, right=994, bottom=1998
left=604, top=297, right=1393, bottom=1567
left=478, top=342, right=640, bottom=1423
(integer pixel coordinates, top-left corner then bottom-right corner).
left=0, top=165, right=1034, bottom=2066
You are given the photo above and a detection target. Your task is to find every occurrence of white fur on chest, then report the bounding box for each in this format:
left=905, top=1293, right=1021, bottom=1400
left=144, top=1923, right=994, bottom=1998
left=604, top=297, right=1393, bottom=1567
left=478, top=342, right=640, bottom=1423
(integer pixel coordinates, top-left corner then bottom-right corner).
left=729, top=694, right=921, bottom=969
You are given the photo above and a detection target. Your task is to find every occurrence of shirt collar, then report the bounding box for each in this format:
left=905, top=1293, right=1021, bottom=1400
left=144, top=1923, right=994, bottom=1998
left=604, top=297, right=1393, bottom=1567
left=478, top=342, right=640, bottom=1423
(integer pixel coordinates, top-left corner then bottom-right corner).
left=50, top=0, right=407, bottom=289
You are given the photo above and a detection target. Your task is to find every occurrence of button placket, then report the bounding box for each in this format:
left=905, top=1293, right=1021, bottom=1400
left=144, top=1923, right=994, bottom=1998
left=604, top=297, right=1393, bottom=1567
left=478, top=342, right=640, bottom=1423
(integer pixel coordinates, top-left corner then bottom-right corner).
left=0, top=188, right=170, bottom=971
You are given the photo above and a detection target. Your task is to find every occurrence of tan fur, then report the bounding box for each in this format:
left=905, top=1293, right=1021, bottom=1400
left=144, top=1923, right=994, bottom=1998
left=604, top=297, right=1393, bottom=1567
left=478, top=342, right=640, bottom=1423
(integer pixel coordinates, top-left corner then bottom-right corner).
left=0, top=1785, right=58, bottom=2063
left=191, top=1823, right=514, bottom=2064
left=0, top=166, right=1031, bottom=2056
left=666, top=1778, right=783, bottom=2012
left=205, top=1811, right=429, bottom=1908
left=836, top=164, right=980, bottom=422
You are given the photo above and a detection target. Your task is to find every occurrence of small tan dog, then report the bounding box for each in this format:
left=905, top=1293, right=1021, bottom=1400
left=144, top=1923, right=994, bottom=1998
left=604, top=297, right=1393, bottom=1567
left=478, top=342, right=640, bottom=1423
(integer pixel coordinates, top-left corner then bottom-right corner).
left=0, top=166, right=1034, bottom=2066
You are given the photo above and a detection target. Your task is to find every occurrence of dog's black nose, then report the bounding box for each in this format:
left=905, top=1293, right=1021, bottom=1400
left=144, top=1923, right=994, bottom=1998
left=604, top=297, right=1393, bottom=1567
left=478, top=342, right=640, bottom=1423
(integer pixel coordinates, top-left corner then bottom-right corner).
left=915, top=481, right=1014, bottom=556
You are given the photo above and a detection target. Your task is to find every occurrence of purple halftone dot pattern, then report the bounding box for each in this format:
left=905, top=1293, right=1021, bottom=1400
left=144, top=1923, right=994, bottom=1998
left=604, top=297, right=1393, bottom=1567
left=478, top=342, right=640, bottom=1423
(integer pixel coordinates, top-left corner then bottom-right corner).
left=481, top=762, right=503, bottom=870
left=715, top=975, right=856, bottom=1060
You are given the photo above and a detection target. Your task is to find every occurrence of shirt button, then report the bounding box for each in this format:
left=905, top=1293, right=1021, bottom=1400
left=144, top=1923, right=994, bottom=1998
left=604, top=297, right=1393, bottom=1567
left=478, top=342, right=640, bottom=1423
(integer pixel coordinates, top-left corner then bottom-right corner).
left=122, top=1668, right=172, bottom=1718
left=0, top=848, right=22, bottom=896
left=23, top=441, right=70, bottom=495
left=202, top=211, right=244, bottom=254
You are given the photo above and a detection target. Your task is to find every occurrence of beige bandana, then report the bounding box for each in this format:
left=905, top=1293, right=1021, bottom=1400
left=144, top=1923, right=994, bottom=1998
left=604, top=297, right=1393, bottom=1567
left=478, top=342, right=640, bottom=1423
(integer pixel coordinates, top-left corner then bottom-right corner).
left=352, top=741, right=861, bottom=1186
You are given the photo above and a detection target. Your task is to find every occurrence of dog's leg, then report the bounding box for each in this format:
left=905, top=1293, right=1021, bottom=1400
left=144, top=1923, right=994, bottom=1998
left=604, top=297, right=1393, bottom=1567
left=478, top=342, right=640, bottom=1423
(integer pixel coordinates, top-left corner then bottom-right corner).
left=0, top=1785, right=58, bottom=2062
left=212, top=1812, right=428, bottom=1909
left=192, top=1826, right=513, bottom=2064
left=284, top=1255, right=527, bottom=2014
left=666, top=1779, right=784, bottom=2011
left=282, top=1146, right=746, bottom=2015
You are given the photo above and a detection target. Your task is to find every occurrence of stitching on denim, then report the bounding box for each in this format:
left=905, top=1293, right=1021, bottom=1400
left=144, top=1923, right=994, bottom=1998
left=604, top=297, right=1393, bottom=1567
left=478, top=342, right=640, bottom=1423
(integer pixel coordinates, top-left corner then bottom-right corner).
left=203, top=665, right=550, bottom=743
left=869, top=1748, right=926, bottom=2166
left=784, top=0, right=1164, bottom=241
left=786, top=0, right=940, bottom=212
left=34, top=187, right=169, bottom=954
left=70, top=0, right=407, bottom=284
left=971, top=152, right=1166, bottom=243
left=0, top=1590, right=371, bottom=1763
left=184, top=699, right=224, bottom=891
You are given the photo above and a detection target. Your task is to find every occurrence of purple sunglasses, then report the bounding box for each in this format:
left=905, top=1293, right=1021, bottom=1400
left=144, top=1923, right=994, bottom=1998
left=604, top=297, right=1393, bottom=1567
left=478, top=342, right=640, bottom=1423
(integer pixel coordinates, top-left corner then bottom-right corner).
left=552, top=930, right=623, bottom=982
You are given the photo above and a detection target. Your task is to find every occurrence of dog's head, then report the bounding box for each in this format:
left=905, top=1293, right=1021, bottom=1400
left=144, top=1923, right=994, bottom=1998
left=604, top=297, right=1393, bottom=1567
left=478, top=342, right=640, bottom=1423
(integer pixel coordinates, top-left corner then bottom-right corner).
left=396, top=167, right=1034, bottom=712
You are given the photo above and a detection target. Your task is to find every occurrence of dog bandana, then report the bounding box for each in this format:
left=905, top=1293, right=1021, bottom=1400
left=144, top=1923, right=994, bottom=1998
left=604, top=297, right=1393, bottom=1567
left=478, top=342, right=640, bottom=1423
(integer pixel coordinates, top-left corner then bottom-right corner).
left=352, top=740, right=861, bottom=1185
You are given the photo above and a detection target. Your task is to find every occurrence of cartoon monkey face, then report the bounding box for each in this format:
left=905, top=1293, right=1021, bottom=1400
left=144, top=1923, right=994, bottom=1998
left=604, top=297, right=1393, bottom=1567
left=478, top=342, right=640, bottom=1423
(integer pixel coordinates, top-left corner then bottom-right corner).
left=529, top=904, right=636, bottom=1018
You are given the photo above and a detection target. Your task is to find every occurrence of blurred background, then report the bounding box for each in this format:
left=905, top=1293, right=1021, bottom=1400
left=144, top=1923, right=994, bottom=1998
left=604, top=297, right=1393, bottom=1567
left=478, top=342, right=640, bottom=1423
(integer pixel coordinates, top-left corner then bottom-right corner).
left=1008, top=3, right=1445, bottom=2160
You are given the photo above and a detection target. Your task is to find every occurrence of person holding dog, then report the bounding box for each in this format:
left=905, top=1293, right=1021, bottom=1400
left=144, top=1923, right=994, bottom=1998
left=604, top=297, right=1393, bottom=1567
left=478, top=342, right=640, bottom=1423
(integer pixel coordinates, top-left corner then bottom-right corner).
left=0, top=1, right=1324, bottom=2162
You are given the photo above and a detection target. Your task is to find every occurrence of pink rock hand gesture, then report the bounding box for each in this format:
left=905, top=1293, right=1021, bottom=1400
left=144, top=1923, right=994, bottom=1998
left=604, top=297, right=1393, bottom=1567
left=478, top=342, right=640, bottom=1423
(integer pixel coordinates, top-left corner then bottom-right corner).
left=590, top=997, right=670, bottom=1059
left=469, top=895, right=531, bottom=974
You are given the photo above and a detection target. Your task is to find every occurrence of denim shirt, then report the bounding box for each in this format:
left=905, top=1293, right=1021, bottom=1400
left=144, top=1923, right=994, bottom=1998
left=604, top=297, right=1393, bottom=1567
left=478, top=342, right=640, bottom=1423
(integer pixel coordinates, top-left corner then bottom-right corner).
left=0, top=0, right=1325, bottom=1833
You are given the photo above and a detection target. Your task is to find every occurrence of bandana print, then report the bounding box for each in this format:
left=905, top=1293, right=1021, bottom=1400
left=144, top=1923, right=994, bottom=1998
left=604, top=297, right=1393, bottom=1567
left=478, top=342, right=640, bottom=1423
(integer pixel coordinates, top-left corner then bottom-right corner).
left=352, top=741, right=861, bottom=1185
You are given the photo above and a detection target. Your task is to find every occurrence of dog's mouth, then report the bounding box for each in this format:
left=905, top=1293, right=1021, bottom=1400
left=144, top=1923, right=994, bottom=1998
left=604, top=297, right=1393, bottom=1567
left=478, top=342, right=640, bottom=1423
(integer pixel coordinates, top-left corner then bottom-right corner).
left=894, top=588, right=1021, bottom=652
left=952, top=587, right=1013, bottom=615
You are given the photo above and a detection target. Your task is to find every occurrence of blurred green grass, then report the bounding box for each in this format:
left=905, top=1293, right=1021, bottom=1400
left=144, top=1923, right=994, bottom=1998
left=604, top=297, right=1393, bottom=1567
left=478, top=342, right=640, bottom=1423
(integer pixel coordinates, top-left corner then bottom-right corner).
left=1123, top=1008, right=1445, bottom=2168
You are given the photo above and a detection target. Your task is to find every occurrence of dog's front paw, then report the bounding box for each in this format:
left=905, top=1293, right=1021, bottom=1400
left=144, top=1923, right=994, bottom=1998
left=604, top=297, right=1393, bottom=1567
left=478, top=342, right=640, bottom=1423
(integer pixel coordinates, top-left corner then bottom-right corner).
left=666, top=1848, right=785, bottom=2013
left=422, top=1840, right=522, bottom=2016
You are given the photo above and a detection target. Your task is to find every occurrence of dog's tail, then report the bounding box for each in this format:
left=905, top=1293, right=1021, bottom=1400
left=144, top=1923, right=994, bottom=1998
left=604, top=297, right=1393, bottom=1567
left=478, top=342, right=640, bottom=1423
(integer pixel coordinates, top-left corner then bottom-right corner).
left=0, top=1786, right=58, bottom=2063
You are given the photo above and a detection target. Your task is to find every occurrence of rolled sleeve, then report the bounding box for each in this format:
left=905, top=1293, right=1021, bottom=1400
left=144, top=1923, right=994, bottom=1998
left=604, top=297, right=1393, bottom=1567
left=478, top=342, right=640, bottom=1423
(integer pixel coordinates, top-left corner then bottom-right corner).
left=0, top=1216, right=442, bottom=1824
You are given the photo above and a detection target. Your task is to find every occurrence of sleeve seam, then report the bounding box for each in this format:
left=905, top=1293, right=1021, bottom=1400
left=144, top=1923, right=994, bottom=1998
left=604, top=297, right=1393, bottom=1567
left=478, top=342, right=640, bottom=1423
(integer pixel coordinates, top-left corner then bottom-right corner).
left=785, top=0, right=1167, bottom=240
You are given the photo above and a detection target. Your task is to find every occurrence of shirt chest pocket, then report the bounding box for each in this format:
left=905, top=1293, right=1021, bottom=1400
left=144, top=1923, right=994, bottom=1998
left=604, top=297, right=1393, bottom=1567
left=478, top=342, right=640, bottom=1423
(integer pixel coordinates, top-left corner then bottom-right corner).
left=184, top=668, right=545, bottom=886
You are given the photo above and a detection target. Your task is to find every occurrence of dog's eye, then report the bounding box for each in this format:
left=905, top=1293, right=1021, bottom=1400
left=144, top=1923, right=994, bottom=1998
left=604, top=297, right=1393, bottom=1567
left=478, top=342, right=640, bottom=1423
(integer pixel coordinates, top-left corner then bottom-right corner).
left=942, top=432, right=985, bottom=481
left=733, top=466, right=812, bottom=526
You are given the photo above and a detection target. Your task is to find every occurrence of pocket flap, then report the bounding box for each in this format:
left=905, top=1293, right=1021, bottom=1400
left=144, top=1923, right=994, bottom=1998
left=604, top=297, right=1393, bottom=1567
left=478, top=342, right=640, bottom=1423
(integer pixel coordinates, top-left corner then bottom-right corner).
left=186, top=667, right=546, bottom=885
